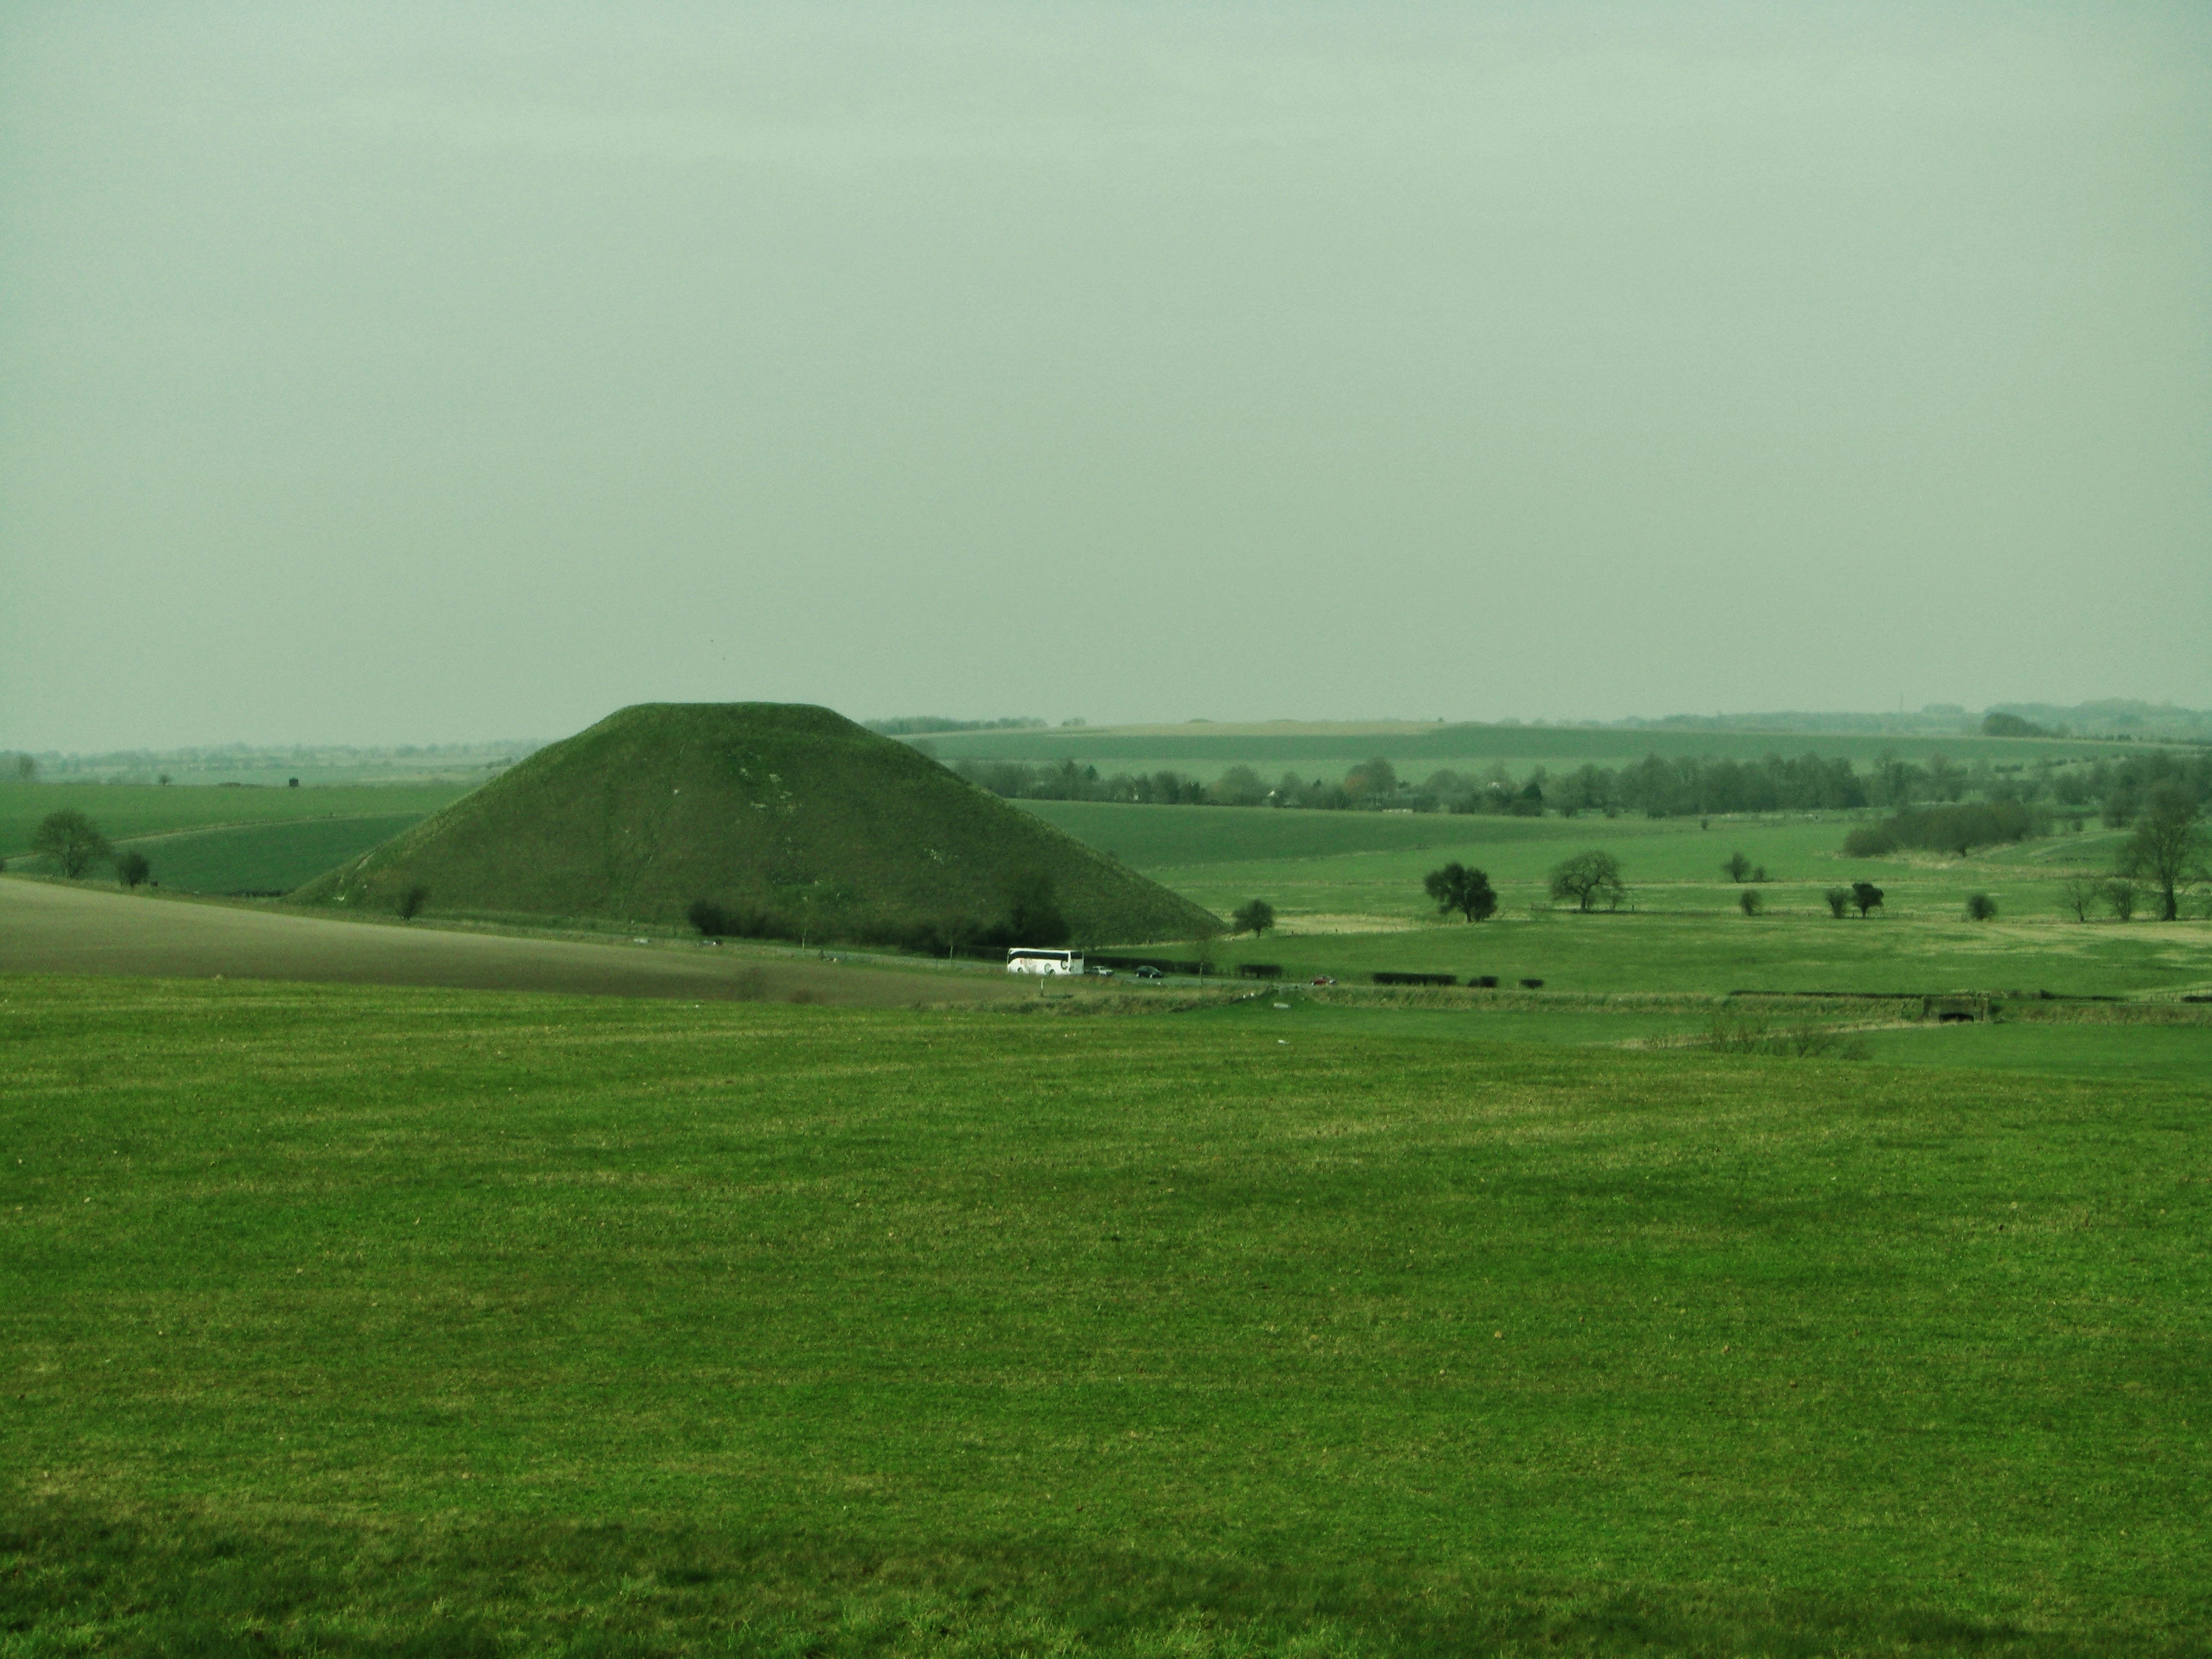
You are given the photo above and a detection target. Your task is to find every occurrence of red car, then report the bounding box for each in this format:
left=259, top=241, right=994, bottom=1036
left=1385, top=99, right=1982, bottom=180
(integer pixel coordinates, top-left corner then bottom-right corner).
left=1310, top=975, right=1336, bottom=986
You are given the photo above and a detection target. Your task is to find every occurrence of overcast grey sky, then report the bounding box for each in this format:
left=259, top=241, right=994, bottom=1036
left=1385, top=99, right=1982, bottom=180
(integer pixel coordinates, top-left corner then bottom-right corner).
left=3, top=2, right=2206, bottom=749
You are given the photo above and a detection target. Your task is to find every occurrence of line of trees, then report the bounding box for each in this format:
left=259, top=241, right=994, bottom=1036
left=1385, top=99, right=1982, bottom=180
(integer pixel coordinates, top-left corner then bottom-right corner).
left=948, top=747, right=2211, bottom=822
left=1842, top=801, right=2040, bottom=858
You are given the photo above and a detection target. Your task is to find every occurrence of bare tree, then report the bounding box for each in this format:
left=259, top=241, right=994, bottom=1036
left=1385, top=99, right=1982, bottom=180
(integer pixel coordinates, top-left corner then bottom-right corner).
left=2119, top=787, right=2208, bottom=921
left=31, top=809, right=110, bottom=878
left=2059, top=873, right=2101, bottom=921
left=1549, top=850, right=1626, bottom=912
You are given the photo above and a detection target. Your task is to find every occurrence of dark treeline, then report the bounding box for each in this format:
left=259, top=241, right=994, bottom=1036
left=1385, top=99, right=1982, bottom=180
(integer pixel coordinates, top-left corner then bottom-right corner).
left=1843, top=802, right=2040, bottom=858
left=686, top=869, right=1074, bottom=956
left=949, top=745, right=2212, bottom=824
left=863, top=716, right=1052, bottom=737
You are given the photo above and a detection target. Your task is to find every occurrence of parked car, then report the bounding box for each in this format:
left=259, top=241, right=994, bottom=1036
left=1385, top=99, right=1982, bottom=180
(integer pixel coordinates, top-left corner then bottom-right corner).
left=1310, top=974, right=1336, bottom=986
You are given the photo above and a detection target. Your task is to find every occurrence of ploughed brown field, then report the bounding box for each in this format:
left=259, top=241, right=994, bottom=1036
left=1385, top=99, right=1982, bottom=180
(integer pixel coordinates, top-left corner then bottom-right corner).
left=0, top=879, right=1028, bottom=1007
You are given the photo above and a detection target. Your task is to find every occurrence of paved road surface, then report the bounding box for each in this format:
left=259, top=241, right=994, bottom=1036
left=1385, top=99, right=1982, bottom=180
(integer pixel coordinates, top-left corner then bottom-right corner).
left=0, top=878, right=1021, bottom=1007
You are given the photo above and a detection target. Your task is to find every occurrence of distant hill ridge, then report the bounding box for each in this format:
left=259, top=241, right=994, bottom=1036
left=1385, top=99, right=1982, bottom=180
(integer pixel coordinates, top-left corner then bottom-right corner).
left=292, top=703, right=1216, bottom=946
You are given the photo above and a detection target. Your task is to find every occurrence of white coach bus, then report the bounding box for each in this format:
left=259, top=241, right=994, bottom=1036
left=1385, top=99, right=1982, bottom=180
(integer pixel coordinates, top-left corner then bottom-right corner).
left=1006, top=948, right=1084, bottom=976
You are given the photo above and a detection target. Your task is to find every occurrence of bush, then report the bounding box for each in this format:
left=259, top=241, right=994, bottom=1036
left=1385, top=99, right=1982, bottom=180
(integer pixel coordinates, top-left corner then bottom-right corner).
left=1519, top=978, right=1544, bottom=989
left=1237, top=963, right=1283, bottom=979
left=396, top=886, right=428, bottom=921
left=115, top=851, right=151, bottom=890
left=1824, top=886, right=1852, bottom=918
left=1471, top=975, right=1499, bottom=989
left=1841, top=823, right=1897, bottom=858
left=1738, top=889, right=1763, bottom=917
left=1372, top=971, right=1456, bottom=986
left=1966, top=892, right=1997, bottom=921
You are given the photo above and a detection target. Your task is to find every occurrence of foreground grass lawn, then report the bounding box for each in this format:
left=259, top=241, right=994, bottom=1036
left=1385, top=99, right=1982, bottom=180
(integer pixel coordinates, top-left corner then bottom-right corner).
left=3, top=976, right=2206, bottom=1655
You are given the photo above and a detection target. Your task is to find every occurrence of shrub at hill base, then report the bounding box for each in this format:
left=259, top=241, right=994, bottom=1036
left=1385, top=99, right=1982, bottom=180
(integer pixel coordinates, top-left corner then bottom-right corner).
left=294, top=704, right=1215, bottom=948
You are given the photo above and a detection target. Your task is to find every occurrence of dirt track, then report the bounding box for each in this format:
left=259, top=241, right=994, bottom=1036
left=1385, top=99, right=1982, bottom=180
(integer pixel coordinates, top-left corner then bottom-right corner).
left=0, top=878, right=1026, bottom=1007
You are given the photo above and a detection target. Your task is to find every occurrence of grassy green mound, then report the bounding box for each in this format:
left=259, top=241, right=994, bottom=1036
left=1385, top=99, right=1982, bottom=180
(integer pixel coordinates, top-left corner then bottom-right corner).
left=4, top=976, right=2203, bottom=1654
left=291, top=703, right=1215, bottom=947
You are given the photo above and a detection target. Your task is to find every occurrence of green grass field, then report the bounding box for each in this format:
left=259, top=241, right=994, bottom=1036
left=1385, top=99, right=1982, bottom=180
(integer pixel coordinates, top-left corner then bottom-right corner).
left=1027, top=801, right=2140, bottom=920
left=0, top=782, right=471, bottom=862
left=4, top=975, right=2206, bottom=1655
left=1015, top=804, right=2208, bottom=999
left=94, top=815, right=431, bottom=895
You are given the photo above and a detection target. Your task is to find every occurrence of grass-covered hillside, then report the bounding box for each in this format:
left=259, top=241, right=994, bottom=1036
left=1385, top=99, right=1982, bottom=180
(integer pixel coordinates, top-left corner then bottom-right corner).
left=5, top=976, right=2204, bottom=1655
left=292, top=703, right=1216, bottom=946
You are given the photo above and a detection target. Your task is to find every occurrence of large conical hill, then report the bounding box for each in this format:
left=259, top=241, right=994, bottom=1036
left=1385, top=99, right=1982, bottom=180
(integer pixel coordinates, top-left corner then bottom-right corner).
left=292, top=703, right=1215, bottom=946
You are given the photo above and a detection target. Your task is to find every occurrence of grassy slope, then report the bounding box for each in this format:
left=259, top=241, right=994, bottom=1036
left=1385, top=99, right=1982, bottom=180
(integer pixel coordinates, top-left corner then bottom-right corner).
left=922, top=721, right=2144, bottom=777
left=292, top=704, right=1215, bottom=945
left=0, top=783, right=470, bottom=860
left=4, top=976, right=2205, bottom=1655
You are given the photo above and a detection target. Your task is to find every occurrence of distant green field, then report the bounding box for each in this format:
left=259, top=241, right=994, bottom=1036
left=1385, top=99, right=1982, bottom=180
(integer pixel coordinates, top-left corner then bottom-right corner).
left=1028, top=801, right=2157, bottom=930
left=0, top=781, right=472, bottom=860
left=926, top=720, right=2144, bottom=781
left=5, top=975, right=2206, bottom=1654
left=107, top=814, right=428, bottom=894
left=1195, top=910, right=2212, bottom=999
